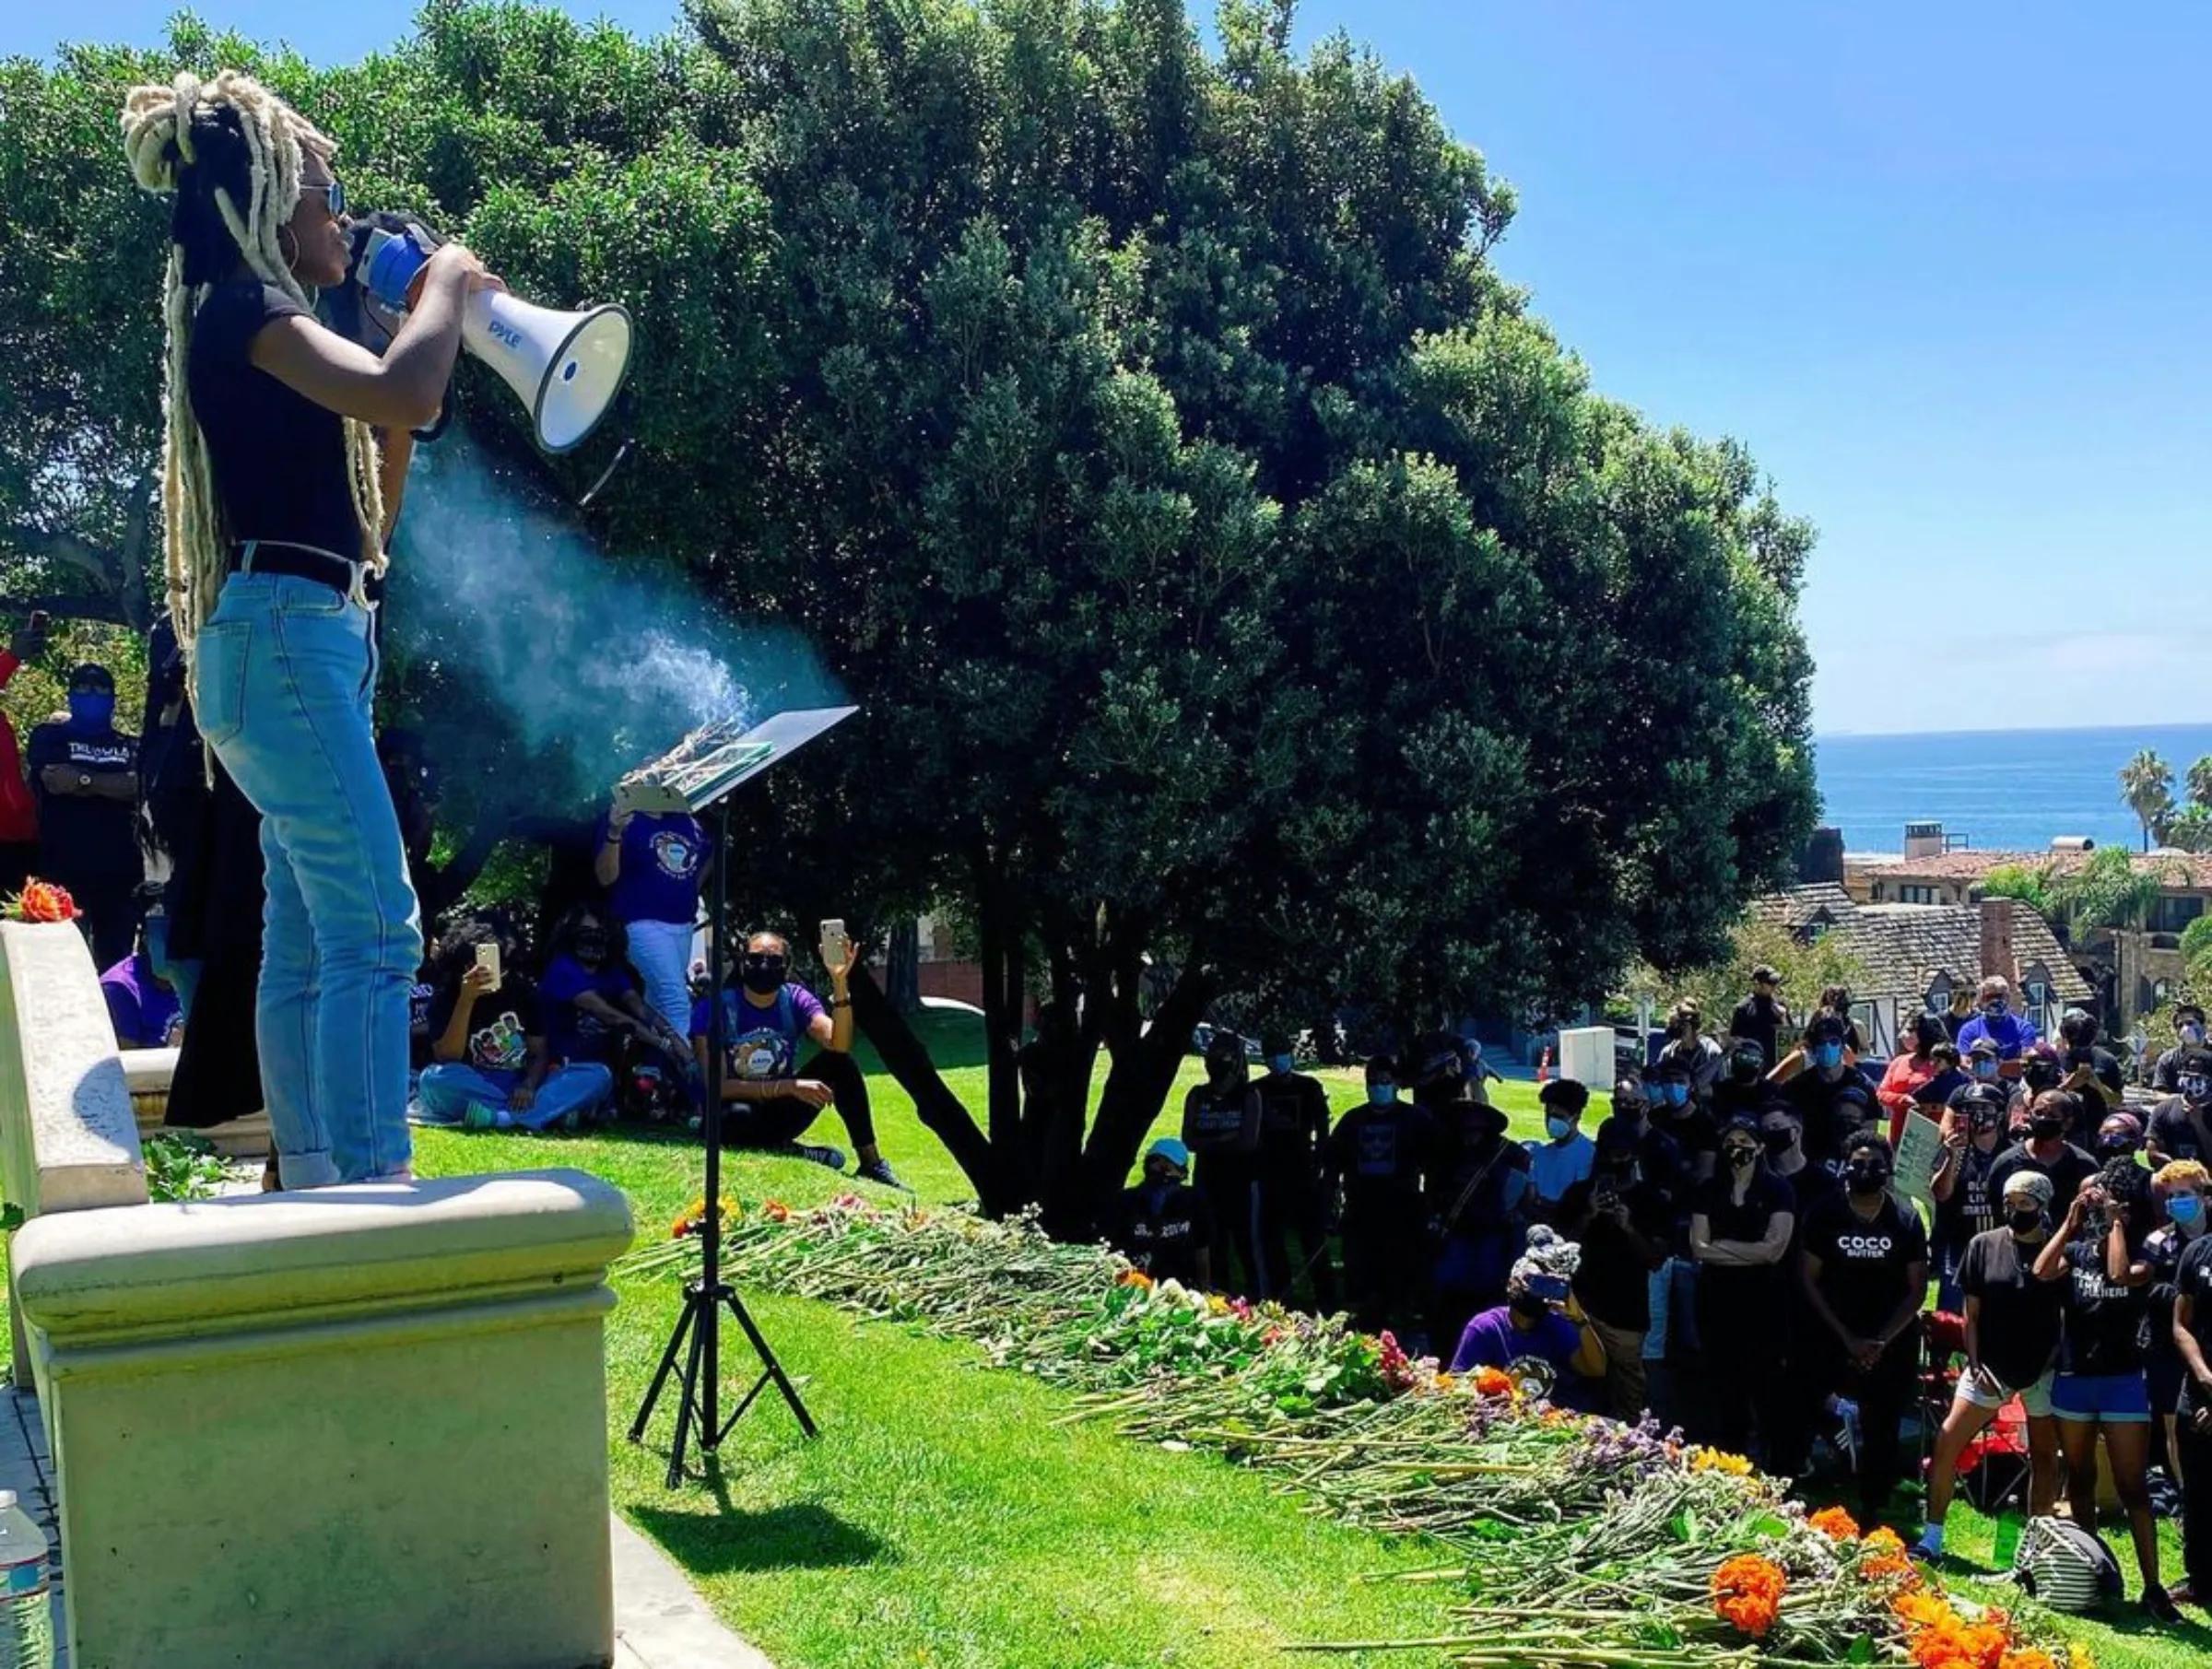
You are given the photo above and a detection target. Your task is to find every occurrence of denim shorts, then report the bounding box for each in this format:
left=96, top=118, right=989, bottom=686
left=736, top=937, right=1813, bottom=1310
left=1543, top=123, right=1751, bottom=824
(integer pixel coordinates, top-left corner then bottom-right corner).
left=2050, top=1371, right=2151, bottom=1424
left=1958, top=1365, right=2054, bottom=1419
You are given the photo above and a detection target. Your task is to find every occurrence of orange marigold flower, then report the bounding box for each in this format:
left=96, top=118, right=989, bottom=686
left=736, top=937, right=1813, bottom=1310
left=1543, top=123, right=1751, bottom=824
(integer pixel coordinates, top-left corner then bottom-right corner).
left=1865, top=1526, right=1906, bottom=1555
left=1860, top=1550, right=1921, bottom=1588
left=1432, top=1372, right=1457, bottom=1393
left=1118, top=1270, right=1154, bottom=1290
left=2000, top=1651, right=2056, bottom=1669
left=1472, top=1366, right=1514, bottom=1398
left=1711, top=1555, right=1786, bottom=1640
left=1893, top=1593, right=1955, bottom=1629
left=762, top=1200, right=791, bottom=1221
left=1808, top=1505, right=1862, bottom=1540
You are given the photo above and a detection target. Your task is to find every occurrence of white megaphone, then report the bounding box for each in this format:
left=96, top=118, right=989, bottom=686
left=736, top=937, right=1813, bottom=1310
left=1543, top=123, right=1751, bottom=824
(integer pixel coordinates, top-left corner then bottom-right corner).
left=358, top=225, right=632, bottom=455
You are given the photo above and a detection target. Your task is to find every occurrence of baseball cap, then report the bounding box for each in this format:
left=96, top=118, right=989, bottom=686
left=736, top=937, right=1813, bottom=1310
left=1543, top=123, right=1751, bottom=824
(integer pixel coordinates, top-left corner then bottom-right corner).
left=1147, top=1137, right=1191, bottom=1172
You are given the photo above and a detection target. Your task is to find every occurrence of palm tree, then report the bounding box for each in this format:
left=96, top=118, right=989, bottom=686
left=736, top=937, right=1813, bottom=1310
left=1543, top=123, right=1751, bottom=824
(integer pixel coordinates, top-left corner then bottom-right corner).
left=2188, top=754, right=2212, bottom=814
left=2119, top=749, right=2175, bottom=852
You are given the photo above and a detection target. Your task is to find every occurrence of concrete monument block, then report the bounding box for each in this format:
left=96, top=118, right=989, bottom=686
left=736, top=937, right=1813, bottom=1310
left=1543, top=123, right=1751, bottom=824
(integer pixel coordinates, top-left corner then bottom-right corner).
left=0, top=921, right=149, bottom=1393
left=13, top=1170, right=635, bottom=1669
left=122, top=1046, right=276, bottom=1158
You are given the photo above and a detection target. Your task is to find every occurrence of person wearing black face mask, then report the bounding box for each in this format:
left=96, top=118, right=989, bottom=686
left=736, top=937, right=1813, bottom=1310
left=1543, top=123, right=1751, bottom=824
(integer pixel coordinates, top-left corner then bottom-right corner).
left=537, top=903, right=688, bottom=1087
left=1781, top=1134, right=1929, bottom=1520
left=1561, top=1127, right=1671, bottom=1419
left=1727, top=965, right=1791, bottom=1076
left=1712, top=1040, right=1770, bottom=1123
left=2056, top=1008, right=2124, bottom=1112
left=1182, top=1030, right=1266, bottom=1297
left=1916, top=1171, right=2065, bottom=1559
left=1930, top=1084, right=2008, bottom=1311
left=1990, top=1089, right=2100, bottom=1217
left=1689, top=1120, right=1797, bottom=1458
left=2148, top=1047, right=2212, bottom=1168
left=1112, top=1138, right=1214, bottom=1287
left=26, top=661, right=143, bottom=968
left=695, top=928, right=900, bottom=1185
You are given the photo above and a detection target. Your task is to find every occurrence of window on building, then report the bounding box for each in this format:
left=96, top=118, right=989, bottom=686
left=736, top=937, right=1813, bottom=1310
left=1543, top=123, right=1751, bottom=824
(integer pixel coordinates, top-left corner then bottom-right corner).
left=1900, top=885, right=1939, bottom=906
left=2149, top=895, right=2205, bottom=935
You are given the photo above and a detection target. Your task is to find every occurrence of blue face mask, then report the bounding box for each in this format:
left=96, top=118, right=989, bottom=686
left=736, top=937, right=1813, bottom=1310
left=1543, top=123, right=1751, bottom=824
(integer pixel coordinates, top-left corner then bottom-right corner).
left=1658, top=1082, right=1688, bottom=1108
left=2171, top=1194, right=2205, bottom=1227
left=1973, top=1059, right=1999, bottom=1081
left=1268, top=1053, right=1294, bottom=1075
left=66, top=691, right=114, bottom=730
left=1811, top=1043, right=1843, bottom=1071
left=1368, top=1084, right=1399, bottom=1107
left=1546, top=1115, right=1575, bottom=1141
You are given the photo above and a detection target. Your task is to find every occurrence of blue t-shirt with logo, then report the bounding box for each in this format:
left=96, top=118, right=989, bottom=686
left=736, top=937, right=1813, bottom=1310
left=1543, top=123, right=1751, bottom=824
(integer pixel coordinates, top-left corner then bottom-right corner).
left=537, top=954, right=637, bottom=1064
left=688, top=983, right=827, bottom=1082
left=600, top=810, right=706, bottom=927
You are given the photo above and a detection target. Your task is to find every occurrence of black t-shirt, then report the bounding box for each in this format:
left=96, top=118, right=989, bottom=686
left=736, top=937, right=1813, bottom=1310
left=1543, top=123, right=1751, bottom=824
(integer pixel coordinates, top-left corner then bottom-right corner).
left=1783, top=1068, right=1877, bottom=1169
left=2178, top=1237, right=2212, bottom=1416
left=1801, top=1191, right=1929, bottom=1337
left=1711, top=1076, right=1771, bottom=1125
left=1729, top=994, right=1788, bottom=1068
left=427, top=975, right=543, bottom=1075
left=1692, top=1169, right=1795, bottom=1307
left=1988, top=1143, right=2100, bottom=1217
left=187, top=280, right=363, bottom=560
left=1325, top=1103, right=1436, bottom=1218
left=1116, top=1181, right=1214, bottom=1286
left=1777, top=1161, right=1841, bottom=1260
left=1934, top=1144, right=2005, bottom=1262
left=26, top=720, right=141, bottom=882
left=2059, top=1231, right=2150, bottom=1377
left=1252, top=1071, right=1332, bottom=1178
left=1563, top=1176, right=1670, bottom=1330
left=2148, top=1097, right=2212, bottom=1165
left=2144, top=1224, right=2199, bottom=1366
left=2066, top=1046, right=2125, bottom=1105
left=1653, top=1105, right=1720, bottom=1171
left=1181, top=1083, right=1258, bottom=1160
left=1958, top=1228, right=2065, bottom=1391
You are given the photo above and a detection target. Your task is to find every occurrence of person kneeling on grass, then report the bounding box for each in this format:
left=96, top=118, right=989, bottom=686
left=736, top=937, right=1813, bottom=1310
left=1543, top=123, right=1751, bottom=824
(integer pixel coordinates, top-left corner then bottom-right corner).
left=693, top=928, right=901, bottom=1188
left=1916, top=1170, right=2065, bottom=1561
left=413, top=917, right=615, bottom=1132
left=1113, top=1138, right=1215, bottom=1288
left=1448, top=1226, right=1606, bottom=1407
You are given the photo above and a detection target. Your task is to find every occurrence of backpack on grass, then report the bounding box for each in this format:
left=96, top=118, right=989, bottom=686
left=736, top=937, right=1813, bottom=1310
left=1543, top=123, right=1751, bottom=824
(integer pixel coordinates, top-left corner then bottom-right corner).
left=2010, top=1516, right=2124, bottom=1612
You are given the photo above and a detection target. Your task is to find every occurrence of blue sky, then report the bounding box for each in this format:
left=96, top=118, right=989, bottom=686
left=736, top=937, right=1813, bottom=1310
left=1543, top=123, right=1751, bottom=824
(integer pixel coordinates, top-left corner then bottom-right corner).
left=12, top=2, right=2209, bottom=736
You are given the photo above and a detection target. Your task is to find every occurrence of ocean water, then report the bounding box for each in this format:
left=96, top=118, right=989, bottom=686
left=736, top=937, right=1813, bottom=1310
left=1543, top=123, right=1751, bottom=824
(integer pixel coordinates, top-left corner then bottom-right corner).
left=1814, top=723, right=2212, bottom=855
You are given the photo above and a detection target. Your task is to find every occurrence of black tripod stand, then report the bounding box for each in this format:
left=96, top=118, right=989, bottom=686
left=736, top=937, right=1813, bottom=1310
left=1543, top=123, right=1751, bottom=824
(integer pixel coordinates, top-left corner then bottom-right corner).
left=628, top=789, right=818, bottom=1485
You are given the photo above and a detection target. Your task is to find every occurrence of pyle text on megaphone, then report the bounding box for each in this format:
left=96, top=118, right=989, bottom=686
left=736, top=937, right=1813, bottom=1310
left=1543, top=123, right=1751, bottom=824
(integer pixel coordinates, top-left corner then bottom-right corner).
left=358, top=220, right=632, bottom=455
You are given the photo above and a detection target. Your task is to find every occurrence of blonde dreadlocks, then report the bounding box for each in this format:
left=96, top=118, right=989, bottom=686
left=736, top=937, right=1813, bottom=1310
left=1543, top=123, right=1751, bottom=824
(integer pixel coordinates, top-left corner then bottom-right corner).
left=120, top=70, right=386, bottom=672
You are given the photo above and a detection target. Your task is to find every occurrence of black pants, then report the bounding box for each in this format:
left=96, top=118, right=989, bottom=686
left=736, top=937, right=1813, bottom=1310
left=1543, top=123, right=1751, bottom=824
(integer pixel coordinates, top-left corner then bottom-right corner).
left=1195, top=1155, right=1266, bottom=1298
left=54, top=872, right=138, bottom=971
left=2180, top=1416, right=2212, bottom=1593
left=1342, top=1213, right=1423, bottom=1337
left=1257, top=1169, right=1338, bottom=1310
left=0, top=840, right=35, bottom=901
left=724, top=1049, right=877, bottom=1152
left=1771, top=1328, right=1919, bottom=1516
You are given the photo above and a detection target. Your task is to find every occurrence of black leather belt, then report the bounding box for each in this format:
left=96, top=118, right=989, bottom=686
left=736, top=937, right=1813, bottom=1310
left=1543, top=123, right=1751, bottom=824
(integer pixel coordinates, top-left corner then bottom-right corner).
left=229, top=540, right=382, bottom=604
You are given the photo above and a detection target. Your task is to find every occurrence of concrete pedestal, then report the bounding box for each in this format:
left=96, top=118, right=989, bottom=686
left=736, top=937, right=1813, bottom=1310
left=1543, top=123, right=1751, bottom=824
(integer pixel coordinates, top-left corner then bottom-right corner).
left=14, top=1172, right=634, bottom=1669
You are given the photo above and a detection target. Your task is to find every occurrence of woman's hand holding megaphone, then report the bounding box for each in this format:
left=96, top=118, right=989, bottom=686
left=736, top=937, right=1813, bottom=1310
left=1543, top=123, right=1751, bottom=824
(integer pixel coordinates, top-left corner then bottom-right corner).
left=428, top=241, right=507, bottom=299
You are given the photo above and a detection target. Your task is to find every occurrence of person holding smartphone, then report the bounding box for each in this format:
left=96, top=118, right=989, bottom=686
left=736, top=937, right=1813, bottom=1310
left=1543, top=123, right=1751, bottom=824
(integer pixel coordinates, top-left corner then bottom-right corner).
left=413, top=917, right=617, bottom=1131
left=692, top=927, right=901, bottom=1187
left=1448, top=1227, right=1607, bottom=1407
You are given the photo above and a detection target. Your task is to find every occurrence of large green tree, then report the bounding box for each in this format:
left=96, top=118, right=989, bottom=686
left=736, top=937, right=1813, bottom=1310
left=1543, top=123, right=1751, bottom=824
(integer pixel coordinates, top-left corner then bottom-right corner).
left=0, top=0, right=1818, bottom=1226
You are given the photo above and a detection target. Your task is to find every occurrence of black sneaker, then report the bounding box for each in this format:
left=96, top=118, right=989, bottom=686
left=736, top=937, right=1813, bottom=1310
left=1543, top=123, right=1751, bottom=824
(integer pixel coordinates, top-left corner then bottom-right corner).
left=785, top=1141, right=846, bottom=1172
left=2143, top=1583, right=2183, bottom=1626
left=855, top=1157, right=905, bottom=1189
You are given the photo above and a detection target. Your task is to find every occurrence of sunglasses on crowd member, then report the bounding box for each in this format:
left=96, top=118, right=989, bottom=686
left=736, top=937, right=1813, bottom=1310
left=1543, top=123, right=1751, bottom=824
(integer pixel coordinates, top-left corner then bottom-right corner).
left=300, top=180, right=348, bottom=217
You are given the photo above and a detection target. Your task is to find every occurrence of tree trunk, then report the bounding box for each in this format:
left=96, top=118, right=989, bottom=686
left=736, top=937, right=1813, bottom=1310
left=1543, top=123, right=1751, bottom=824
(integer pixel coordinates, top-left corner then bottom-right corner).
left=1077, top=958, right=1212, bottom=1230
left=846, top=964, right=999, bottom=1203
left=884, top=918, right=922, bottom=1015
left=974, top=851, right=1032, bottom=1213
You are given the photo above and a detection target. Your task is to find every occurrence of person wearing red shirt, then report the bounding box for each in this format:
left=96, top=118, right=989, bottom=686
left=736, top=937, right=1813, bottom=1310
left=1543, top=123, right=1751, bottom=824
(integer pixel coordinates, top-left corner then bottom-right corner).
left=1877, top=1013, right=1952, bottom=1142
left=0, top=617, right=47, bottom=898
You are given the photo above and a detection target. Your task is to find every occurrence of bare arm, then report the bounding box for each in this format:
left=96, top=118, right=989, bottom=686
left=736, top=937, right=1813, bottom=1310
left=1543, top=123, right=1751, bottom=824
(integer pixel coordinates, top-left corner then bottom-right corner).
left=2106, top=1215, right=2151, bottom=1288
left=594, top=811, right=629, bottom=888
left=2177, top=1290, right=2212, bottom=1398
left=249, top=246, right=490, bottom=431
left=378, top=429, right=416, bottom=540
left=1875, top=1261, right=1929, bottom=1349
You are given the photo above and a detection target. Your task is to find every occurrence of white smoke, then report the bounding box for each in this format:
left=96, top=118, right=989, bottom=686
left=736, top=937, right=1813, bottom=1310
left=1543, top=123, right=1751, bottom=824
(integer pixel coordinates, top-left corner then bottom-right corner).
left=385, top=432, right=839, bottom=806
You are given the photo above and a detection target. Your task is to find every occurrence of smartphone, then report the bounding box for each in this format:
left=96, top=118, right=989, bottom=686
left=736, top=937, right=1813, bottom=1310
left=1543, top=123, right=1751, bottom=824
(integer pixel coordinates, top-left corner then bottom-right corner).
left=26, top=610, right=48, bottom=637
left=474, top=941, right=501, bottom=987
left=819, top=918, right=850, bottom=971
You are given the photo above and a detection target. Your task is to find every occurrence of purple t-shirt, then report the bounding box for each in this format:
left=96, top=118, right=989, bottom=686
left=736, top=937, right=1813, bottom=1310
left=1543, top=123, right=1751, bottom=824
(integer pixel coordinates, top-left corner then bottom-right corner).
left=688, top=983, right=826, bottom=1082
left=1449, top=1305, right=1583, bottom=1376
left=100, top=953, right=182, bottom=1048
left=600, top=810, right=706, bottom=926
left=537, top=954, right=636, bottom=1064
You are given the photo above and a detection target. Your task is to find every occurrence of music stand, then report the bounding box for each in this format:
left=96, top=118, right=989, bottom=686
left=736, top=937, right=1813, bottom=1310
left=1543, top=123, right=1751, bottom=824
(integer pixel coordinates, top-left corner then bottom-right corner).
left=626, top=705, right=857, bottom=1485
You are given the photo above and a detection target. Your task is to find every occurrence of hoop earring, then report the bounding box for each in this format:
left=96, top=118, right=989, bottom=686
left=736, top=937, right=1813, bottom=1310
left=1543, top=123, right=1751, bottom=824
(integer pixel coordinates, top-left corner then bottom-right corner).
left=277, top=225, right=299, bottom=270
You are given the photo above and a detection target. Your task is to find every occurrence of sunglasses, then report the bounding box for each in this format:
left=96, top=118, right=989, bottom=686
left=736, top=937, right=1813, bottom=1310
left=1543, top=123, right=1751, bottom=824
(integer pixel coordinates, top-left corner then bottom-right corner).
left=300, top=180, right=348, bottom=218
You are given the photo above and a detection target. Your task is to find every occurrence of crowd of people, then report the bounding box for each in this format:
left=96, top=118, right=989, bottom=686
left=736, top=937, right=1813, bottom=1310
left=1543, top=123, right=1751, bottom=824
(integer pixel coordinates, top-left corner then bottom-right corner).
left=1106, top=982, right=2212, bottom=1624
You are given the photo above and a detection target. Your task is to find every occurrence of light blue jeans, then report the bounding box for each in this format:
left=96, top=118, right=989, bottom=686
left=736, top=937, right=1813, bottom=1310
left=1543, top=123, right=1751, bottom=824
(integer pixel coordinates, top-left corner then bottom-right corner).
left=194, top=572, right=421, bottom=1188
left=414, top=1062, right=615, bottom=1131
left=626, top=916, right=695, bottom=1040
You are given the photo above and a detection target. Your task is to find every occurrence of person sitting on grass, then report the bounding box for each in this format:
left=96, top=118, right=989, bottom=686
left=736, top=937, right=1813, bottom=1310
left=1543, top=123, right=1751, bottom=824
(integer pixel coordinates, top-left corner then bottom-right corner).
left=414, top=915, right=615, bottom=1132
left=692, top=928, right=901, bottom=1187
left=100, top=927, right=184, bottom=1050
left=536, top=902, right=689, bottom=1089
left=1448, top=1226, right=1606, bottom=1407
left=1916, top=1170, right=2065, bottom=1561
left=1113, top=1137, right=1214, bottom=1289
